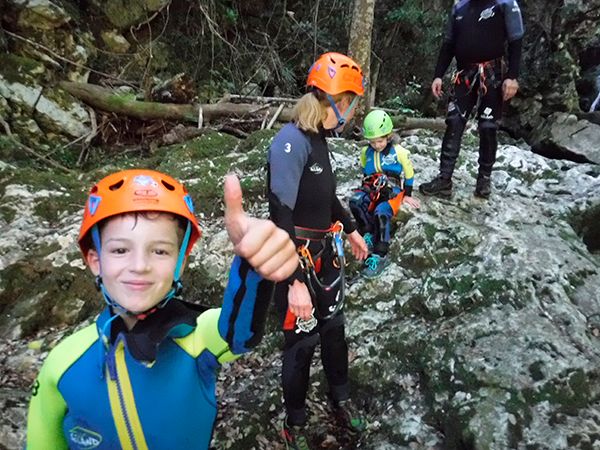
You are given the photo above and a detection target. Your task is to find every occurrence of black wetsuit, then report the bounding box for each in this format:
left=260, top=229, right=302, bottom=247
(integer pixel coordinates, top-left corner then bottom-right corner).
left=434, top=0, right=524, bottom=179
left=268, top=122, right=355, bottom=426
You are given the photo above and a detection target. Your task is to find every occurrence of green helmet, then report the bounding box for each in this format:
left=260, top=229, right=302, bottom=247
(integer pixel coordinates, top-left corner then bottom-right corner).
left=362, top=110, right=393, bottom=139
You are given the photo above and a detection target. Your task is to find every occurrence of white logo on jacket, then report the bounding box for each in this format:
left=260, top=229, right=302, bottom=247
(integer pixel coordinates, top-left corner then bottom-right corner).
left=309, top=163, right=323, bottom=174
left=479, top=6, right=495, bottom=21
left=284, top=143, right=292, bottom=153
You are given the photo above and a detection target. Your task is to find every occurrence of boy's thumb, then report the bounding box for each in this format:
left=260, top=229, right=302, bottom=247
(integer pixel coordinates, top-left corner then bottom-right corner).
left=223, top=174, right=246, bottom=243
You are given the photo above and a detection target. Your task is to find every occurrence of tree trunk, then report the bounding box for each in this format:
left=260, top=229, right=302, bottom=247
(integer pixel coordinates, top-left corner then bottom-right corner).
left=59, top=82, right=295, bottom=124
left=348, top=0, right=376, bottom=120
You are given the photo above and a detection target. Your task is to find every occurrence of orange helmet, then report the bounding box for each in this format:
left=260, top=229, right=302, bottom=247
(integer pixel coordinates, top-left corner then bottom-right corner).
left=78, top=169, right=201, bottom=258
left=306, top=52, right=364, bottom=96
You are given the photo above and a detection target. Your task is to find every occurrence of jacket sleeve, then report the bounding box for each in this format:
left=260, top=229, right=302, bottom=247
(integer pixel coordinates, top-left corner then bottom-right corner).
left=433, top=9, right=456, bottom=79
left=331, top=188, right=357, bottom=234
left=267, top=125, right=310, bottom=241
left=217, top=256, right=275, bottom=356
left=395, top=145, right=415, bottom=196
left=503, top=0, right=524, bottom=79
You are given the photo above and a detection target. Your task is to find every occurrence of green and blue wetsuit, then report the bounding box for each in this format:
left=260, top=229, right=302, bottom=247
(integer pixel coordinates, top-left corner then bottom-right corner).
left=350, top=143, right=415, bottom=256
left=26, top=256, right=272, bottom=450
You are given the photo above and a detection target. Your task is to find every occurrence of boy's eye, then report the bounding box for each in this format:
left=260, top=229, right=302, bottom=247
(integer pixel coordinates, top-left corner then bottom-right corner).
left=109, top=247, right=128, bottom=254
left=154, top=248, right=171, bottom=256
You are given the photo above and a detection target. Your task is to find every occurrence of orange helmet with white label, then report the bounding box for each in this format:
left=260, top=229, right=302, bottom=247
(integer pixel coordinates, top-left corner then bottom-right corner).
left=78, top=169, right=201, bottom=258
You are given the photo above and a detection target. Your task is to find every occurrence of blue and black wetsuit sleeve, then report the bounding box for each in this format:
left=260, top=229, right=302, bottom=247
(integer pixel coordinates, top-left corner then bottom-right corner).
left=267, top=124, right=310, bottom=239
left=501, top=0, right=524, bottom=79
left=218, top=256, right=275, bottom=354
left=332, top=193, right=357, bottom=234
left=434, top=8, right=456, bottom=79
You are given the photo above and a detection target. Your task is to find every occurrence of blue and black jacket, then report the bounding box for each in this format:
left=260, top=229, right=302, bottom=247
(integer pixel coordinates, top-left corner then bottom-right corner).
left=434, top=0, right=525, bottom=79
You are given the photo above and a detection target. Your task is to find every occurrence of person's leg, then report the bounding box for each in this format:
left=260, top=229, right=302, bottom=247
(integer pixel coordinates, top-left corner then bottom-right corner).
left=420, top=79, right=477, bottom=197
left=475, top=74, right=503, bottom=198
left=349, top=189, right=375, bottom=251
left=275, top=282, right=319, bottom=426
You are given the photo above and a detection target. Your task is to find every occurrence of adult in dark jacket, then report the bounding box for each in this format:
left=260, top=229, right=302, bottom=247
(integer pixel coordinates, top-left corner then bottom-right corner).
left=267, top=52, right=369, bottom=449
left=420, top=0, right=524, bottom=198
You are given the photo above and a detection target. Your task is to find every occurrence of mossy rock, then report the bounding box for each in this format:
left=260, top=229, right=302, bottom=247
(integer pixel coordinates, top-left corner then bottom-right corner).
left=0, top=53, right=45, bottom=85
left=0, top=256, right=99, bottom=338
left=237, top=129, right=277, bottom=154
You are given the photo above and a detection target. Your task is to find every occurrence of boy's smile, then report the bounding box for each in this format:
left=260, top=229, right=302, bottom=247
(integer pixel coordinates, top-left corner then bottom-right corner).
left=86, top=213, right=181, bottom=321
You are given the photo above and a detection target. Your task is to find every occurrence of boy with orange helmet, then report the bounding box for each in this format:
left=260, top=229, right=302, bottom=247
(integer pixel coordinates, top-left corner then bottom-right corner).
left=26, top=169, right=298, bottom=449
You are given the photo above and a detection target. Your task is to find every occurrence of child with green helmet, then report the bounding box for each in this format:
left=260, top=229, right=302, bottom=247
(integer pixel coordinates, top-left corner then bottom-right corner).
left=349, top=109, right=420, bottom=278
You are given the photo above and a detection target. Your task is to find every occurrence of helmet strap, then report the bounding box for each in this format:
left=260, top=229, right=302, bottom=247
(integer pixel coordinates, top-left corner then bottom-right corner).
left=327, top=94, right=359, bottom=130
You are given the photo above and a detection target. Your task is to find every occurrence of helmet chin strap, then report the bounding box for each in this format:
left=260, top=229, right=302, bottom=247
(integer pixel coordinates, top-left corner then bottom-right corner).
left=91, top=222, right=192, bottom=320
left=326, top=94, right=359, bottom=130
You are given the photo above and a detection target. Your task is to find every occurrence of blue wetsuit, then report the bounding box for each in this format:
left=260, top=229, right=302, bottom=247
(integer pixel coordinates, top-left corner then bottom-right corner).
left=26, top=256, right=272, bottom=450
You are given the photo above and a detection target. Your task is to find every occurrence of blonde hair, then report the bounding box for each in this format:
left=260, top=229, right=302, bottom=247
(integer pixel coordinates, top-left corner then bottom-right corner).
left=293, top=90, right=354, bottom=133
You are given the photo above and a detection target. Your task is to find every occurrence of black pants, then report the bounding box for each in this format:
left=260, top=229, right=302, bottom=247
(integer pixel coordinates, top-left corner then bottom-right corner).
left=274, top=241, right=349, bottom=426
left=439, top=65, right=503, bottom=179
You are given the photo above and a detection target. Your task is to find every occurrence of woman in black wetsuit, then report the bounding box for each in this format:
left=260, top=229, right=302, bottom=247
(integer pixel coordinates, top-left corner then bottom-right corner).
left=267, top=52, right=369, bottom=449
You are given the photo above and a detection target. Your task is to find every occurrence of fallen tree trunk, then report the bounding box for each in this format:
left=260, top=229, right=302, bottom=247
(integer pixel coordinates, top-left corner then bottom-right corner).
left=60, top=82, right=447, bottom=131
left=59, top=81, right=295, bottom=124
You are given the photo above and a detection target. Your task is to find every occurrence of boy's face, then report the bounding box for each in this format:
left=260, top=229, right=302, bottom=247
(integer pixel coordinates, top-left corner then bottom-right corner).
left=369, top=137, right=388, bottom=152
left=86, top=213, right=181, bottom=314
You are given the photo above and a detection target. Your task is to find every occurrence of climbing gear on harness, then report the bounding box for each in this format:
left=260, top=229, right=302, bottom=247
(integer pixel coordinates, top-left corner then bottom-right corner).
left=282, top=417, right=312, bottom=450
left=362, top=254, right=389, bottom=279
left=450, top=59, right=502, bottom=123
left=78, top=169, right=201, bottom=319
left=295, top=309, right=318, bottom=334
left=295, top=222, right=346, bottom=320
left=361, top=173, right=393, bottom=211
left=363, top=110, right=393, bottom=139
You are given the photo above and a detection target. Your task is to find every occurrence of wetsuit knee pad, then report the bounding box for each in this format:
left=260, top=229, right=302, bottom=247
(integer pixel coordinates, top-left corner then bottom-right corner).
left=478, top=120, right=498, bottom=131
left=445, top=111, right=467, bottom=130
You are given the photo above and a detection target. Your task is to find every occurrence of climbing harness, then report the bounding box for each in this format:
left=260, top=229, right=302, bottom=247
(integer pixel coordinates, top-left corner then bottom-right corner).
left=294, top=221, right=346, bottom=321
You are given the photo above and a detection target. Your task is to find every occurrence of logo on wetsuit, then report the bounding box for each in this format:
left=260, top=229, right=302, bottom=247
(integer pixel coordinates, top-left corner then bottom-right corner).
left=479, top=6, right=495, bottom=21
left=69, top=426, right=103, bottom=449
left=309, top=163, right=323, bottom=174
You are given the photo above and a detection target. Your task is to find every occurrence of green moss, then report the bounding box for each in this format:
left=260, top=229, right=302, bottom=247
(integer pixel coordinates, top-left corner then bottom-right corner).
left=0, top=53, right=45, bottom=84
left=0, top=205, right=16, bottom=223
left=238, top=129, right=277, bottom=154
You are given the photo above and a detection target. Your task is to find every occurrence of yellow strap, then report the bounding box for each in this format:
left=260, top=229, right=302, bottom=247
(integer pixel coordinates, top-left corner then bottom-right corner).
left=106, top=340, right=149, bottom=450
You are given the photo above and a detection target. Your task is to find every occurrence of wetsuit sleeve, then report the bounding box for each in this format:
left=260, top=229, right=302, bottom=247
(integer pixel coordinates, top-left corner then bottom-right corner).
left=26, top=359, right=69, bottom=450
left=502, top=0, right=524, bottom=79
left=359, top=146, right=368, bottom=172
left=332, top=192, right=357, bottom=234
left=506, top=38, right=523, bottom=79
left=216, top=256, right=274, bottom=356
left=26, top=325, right=97, bottom=450
left=433, top=9, right=456, bottom=79
left=395, top=146, right=414, bottom=197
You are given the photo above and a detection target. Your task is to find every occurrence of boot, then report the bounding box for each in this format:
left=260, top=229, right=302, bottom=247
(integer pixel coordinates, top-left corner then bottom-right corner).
left=330, top=398, right=367, bottom=433
left=362, top=254, right=389, bottom=279
left=282, top=417, right=311, bottom=450
left=419, top=175, right=453, bottom=197
left=474, top=175, right=491, bottom=198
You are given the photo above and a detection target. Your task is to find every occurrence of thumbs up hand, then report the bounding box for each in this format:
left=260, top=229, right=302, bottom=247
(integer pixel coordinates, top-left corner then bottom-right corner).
left=223, top=174, right=299, bottom=281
